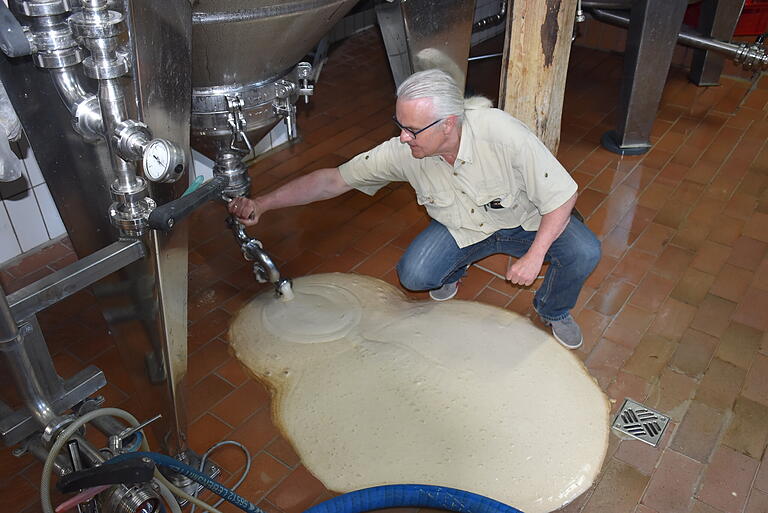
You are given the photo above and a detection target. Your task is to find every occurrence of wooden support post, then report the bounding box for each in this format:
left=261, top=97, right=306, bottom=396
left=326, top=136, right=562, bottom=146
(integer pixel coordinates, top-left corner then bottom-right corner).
left=499, top=0, right=577, bottom=154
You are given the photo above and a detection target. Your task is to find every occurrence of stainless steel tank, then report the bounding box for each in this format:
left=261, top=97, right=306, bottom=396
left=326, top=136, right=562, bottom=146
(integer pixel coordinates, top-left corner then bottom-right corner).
left=190, top=0, right=359, bottom=159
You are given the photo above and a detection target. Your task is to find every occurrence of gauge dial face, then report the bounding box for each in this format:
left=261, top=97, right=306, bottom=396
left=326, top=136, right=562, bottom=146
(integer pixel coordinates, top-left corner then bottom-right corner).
left=143, top=139, right=185, bottom=183
left=144, top=140, right=171, bottom=181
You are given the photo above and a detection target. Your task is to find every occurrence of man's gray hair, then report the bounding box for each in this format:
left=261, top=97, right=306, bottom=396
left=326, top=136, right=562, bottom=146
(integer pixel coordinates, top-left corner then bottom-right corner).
left=397, top=69, right=465, bottom=119
left=397, top=69, right=492, bottom=120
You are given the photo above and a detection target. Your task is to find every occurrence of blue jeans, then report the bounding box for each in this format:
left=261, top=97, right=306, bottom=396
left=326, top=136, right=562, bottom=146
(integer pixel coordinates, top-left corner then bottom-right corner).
left=395, top=216, right=601, bottom=321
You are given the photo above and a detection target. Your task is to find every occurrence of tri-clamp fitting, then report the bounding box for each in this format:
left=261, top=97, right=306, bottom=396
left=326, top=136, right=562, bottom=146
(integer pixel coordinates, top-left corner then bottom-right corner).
left=69, top=5, right=131, bottom=80
left=18, top=0, right=84, bottom=68
left=108, top=178, right=156, bottom=237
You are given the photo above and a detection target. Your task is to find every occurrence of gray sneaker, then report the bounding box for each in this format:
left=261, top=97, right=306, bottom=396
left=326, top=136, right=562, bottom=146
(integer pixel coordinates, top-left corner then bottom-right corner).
left=429, top=281, right=459, bottom=301
left=542, top=314, right=583, bottom=349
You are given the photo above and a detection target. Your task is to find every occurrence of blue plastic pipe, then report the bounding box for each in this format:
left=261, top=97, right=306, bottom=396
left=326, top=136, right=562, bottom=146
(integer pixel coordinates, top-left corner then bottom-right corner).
left=304, top=484, right=524, bottom=513
left=108, top=452, right=525, bottom=513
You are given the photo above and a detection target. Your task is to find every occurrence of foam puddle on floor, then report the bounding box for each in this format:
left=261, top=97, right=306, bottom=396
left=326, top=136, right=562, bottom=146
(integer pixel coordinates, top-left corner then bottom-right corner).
left=229, top=273, right=610, bottom=513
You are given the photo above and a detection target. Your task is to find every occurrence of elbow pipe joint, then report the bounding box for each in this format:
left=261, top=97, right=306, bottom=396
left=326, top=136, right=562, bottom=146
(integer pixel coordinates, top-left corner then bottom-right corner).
left=49, top=67, right=103, bottom=140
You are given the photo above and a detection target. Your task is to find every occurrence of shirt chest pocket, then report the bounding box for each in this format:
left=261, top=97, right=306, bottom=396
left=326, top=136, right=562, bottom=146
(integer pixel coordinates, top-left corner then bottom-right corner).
left=476, top=189, right=528, bottom=227
left=416, top=189, right=461, bottom=229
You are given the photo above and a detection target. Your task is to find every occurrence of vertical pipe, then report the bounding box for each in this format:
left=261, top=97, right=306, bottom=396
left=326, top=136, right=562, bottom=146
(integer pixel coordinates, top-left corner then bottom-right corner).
left=77, top=0, right=141, bottom=194
left=1, top=287, right=59, bottom=428
left=98, top=77, right=139, bottom=192
left=1, top=329, right=58, bottom=426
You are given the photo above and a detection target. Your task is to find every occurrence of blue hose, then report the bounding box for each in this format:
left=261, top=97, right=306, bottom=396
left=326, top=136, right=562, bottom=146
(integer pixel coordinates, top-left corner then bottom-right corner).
left=304, top=485, right=524, bottom=513
left=107, top=452, right=264, bottom=513
left=108, top=452, right=525, bottom=513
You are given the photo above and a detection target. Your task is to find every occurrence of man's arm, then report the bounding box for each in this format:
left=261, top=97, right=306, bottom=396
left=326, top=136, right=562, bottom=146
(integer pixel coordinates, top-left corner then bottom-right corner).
left=506, top=192, right=577, bottom=286
left=229, top=167, right=353, bottom=226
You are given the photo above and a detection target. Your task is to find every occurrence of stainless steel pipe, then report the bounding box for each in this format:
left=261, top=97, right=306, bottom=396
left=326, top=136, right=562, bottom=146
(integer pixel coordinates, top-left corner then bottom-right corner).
left=48, top=67, right=91, bottom=113
left=0, top=286, right=17, bottom=344
left=589, top=7, right=757, bottom=63
left=0, top=322, right=58, bottom=426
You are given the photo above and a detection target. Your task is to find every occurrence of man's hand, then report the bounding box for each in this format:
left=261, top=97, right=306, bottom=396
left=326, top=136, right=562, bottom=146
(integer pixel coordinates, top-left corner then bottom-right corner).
left=506, top=252, right=544, bottom=286
left=228, top=197, right=262, bottom=226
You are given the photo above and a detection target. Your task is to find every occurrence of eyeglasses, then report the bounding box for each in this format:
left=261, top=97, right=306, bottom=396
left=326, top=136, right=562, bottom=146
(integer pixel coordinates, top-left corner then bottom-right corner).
left=392, top=115, right=443, bottom=138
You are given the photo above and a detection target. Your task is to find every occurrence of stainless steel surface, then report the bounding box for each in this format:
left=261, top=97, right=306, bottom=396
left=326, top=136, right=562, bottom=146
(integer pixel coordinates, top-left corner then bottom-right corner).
left=1, top=320, right=58, bottom=427
left=0, top=315, right=106, bottom=446
left=71, top=433, right=107, bottom=465
left=1, top=367, right=106, bottom=446
left=49, top=66, right=103, bottom=140
left=7, top=239, right=146, bottom=322
left=600, top=0, right=688, bottom=153
left=71, top=1, right=141, bottom=196
left=189, top=0, right=356, bottom=157
left=124, top=0, right=193, bottom=456
left=15, top=0, right=84, bottom=69
left=26, top=437, right=74, bottom=475
left=190, top=0, right=356, bottom=88
left=0, top=285, right=18, bottom=343
left=688, top=0, right=745, bottom=85
left=612, top=398, right=670, bottom=447
left=0, top=0, right=193, bottom=456
left=103, top=483, right=159, bottom=513
left=213, top=150, right=250, bottom=198
left=376, top=0, right=477, bottom=91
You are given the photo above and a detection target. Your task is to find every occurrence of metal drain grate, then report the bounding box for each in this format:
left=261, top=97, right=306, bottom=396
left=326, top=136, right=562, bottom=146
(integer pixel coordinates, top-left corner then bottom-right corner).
left=612, top=398, right=670, bottom=447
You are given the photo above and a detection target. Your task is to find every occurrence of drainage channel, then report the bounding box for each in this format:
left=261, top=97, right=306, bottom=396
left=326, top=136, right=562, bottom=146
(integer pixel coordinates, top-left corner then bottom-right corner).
left=612, top=398, right=671, bottom=447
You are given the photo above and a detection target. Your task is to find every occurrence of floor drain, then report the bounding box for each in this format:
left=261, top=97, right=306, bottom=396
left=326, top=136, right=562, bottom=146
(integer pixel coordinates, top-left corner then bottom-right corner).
left=612, top=398, right=670, bottom=447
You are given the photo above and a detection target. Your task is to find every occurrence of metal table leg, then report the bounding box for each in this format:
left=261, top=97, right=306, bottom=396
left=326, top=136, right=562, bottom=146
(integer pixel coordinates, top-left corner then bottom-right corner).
left=689, top=0, right=745, bottom=86
left=601, top=0, right=689, bottom=155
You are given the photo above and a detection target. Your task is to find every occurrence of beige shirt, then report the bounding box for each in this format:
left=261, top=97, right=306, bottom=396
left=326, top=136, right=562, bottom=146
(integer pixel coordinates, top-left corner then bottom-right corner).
left=338, top=107, right=578, bottom=248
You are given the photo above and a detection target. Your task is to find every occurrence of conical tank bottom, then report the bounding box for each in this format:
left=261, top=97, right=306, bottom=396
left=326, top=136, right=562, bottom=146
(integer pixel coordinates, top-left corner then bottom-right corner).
left=190, top=121, right=278, bottom=160
left=191, top=0, right=360, bottom=88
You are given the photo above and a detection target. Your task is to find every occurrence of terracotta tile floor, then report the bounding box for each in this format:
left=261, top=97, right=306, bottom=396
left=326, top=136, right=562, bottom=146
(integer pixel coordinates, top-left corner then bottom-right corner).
left=2, top=27, right=768, bottom=513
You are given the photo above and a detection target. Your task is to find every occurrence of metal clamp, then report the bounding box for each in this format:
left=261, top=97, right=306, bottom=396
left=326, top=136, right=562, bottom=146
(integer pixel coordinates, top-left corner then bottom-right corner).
left=273, top=80, right=298, bottom=140
left=225, top=94, right=253, bottom=155
left=296, top=61, right=314, bottom=103
left=108, top=177, right=155, bottom=237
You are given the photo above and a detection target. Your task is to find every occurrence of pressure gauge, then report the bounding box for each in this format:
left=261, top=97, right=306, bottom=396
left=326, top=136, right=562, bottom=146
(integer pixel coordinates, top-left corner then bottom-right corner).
left=142, top=139, right=186, bottom=183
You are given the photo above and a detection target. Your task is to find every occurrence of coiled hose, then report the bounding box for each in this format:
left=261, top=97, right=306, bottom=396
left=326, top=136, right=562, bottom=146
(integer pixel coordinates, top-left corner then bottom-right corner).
left=48, top=413, right=525, bottom=513
left=108, top=452, right=525, bottom=513
left=40, top=408, right=222, bottom=513
left=107, top=451, right=264, bottom=513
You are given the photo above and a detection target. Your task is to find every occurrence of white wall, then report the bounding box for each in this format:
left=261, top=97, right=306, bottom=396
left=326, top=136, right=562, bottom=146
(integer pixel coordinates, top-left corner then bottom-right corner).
left=0, top=136, right=66, bottom=264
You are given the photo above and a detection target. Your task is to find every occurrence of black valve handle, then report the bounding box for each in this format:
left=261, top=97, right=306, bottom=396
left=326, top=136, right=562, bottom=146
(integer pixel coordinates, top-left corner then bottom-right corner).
left=147, top=174, right=228, bottom=232
left=57, top=458, right=155, bottom=493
